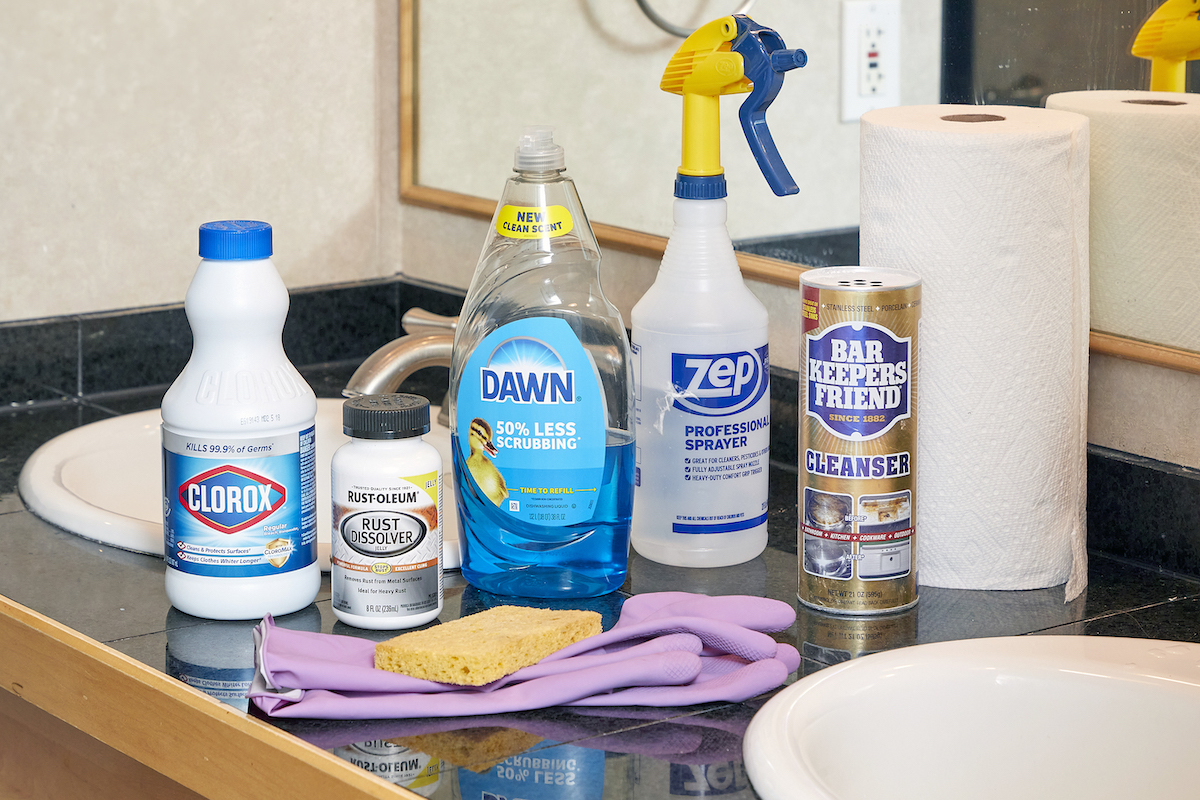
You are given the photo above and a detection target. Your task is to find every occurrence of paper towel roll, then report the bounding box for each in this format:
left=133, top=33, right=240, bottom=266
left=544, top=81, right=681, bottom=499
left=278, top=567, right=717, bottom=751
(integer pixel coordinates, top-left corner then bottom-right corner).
left=1045, top=90, right=1200, bottom=352
left=858, top=104, right=1089, bottom=600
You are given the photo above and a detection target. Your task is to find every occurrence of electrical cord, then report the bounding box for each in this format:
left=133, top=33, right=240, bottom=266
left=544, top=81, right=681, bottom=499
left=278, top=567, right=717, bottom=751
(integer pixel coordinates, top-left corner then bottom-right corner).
left=635, top=0, right=758, bottom=38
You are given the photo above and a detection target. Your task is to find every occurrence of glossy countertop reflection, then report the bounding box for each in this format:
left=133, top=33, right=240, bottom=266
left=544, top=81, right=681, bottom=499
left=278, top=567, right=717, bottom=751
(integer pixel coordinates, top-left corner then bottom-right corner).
left=4, top=392, right=1200, bottom=799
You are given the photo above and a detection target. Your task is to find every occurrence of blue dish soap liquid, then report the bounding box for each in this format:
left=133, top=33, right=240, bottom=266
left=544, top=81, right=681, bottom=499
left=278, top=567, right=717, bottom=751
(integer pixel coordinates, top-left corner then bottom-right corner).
left=448, top=127, right=635, bottom=598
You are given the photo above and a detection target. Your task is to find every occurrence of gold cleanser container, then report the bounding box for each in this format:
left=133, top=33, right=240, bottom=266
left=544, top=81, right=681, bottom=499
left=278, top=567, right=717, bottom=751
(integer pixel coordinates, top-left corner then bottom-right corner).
left=799, top=267, right=920, bottom=614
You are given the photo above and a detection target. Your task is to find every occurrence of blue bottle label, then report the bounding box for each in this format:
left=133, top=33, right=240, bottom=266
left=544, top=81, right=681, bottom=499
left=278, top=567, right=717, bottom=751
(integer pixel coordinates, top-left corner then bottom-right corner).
left=805, top=321, right=911, bottom=440
left=670, top=345, right=770, bottom=416
left=162, top=426, right=317, bottom=577
left=631, top=334, right=770, bottom=537
left=456, top=318, right=606, bottom=527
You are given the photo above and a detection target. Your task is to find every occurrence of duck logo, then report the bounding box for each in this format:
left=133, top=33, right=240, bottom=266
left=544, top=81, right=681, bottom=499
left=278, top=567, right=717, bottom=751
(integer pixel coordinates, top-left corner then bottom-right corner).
left=480, top=336, right=575, bottom=405
left=806, top=322, right=911, bottom=439
left=179, top=465, right=286, bottom=533
left=671, top=345, right=770, bottom=417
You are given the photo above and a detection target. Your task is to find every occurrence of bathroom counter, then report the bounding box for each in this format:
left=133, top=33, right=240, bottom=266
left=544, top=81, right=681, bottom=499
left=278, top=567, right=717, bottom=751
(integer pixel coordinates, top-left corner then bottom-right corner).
left=4, top=390, right=1200, bottom=799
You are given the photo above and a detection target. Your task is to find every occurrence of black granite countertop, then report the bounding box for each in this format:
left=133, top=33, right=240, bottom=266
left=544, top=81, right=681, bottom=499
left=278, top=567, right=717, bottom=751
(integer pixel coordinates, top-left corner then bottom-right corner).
left=4, top=373, right=1200, bottom=800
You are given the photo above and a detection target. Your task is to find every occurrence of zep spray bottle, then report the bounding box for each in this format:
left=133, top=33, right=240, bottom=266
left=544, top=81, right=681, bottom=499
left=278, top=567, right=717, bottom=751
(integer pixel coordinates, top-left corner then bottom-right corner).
left=630, top=16, right=806, bottom=567
left=448, top=127, right=635, bottom=599
left=162, top=221, right=320, bottom=619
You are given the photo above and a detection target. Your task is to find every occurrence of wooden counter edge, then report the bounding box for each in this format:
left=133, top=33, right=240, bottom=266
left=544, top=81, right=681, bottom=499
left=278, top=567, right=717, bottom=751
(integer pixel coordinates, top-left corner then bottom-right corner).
left=0, top=594, right=418, bottom=800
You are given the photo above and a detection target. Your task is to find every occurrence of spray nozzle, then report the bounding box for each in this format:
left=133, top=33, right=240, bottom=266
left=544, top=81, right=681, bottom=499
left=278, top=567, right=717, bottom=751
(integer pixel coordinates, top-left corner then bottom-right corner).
left=514, top=125, right=566, bottom=172
left=1131, top=0, right=1200, bottom=92
left=661, top=15, right=805, bottom=199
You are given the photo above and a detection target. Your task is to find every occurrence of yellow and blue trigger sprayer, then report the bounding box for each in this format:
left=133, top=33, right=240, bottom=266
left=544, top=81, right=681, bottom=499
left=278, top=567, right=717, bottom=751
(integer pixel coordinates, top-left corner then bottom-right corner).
left=1131, top=0, right=1200, bottom=92
left=630, top=15, right=805, bottom=568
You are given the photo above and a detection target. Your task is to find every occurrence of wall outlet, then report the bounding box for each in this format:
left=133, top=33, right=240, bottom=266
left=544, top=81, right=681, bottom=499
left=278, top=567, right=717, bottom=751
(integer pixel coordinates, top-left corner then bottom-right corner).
left=841, top=0, right=901, bottom=123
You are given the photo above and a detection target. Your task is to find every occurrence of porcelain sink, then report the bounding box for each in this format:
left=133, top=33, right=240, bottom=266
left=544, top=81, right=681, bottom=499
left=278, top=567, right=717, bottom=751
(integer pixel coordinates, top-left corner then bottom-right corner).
left=18, top=398, right=462, bottom=570
left=743, top=635, right=1200, bottom=800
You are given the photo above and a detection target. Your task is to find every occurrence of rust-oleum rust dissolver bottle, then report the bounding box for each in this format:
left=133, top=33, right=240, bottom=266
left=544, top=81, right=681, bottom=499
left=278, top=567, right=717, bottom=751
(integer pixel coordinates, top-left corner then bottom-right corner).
left=161, top=221, right=319, bottom=619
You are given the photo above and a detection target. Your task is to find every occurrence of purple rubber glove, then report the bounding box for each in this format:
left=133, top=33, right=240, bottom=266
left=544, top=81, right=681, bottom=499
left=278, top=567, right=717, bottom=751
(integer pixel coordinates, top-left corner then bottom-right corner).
left=249, top=592, right=798, bottom=719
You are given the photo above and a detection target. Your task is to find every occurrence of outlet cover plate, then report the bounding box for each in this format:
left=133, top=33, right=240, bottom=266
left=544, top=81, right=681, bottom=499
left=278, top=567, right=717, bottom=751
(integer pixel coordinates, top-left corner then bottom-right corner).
left=841, top=0, right=901, bottom=123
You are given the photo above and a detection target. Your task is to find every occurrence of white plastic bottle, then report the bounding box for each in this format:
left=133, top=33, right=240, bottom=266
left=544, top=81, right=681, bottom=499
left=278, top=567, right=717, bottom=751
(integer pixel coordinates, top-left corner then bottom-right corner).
left=630, top=199, right=771, bottom=567
left=161, top=220, right=320, bottom=620
left=331, top=394, right=443, bottom=630
left=629, top=14, right=805, bottom=567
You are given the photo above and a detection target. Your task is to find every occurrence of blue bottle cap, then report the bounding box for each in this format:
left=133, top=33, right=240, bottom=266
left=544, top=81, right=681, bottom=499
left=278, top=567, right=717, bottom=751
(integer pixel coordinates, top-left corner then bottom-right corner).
left=675, top=173, right=727, bottom=200
left=198, top=220, right=273, bottom=260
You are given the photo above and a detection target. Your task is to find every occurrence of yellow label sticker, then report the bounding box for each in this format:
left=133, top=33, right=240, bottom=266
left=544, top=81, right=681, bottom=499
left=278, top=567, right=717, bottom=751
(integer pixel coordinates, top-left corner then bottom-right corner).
left=496, top=205, right=574, bottom=239
left=406, top=470, right=440, bottom=505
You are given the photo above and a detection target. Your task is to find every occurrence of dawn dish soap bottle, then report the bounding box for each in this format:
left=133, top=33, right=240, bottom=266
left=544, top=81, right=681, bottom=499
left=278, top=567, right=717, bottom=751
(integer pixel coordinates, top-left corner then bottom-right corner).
left=630, top=16, right=806, bottom=568
left=162, top=221, right=320, bottom=619
left=449, top=127, right=635, bottom=599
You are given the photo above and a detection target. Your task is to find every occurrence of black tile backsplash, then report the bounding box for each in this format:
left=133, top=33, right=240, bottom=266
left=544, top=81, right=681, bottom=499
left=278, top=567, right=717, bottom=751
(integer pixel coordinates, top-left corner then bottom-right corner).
left=5, top=276, right=1200, bottom=586
left=1088, top=447, right=1200, bottom=579
left=284, top=280, right=403, bottom=368
left=735, top=227, right=860, bottom=269
left=81, top=306, right=193, bottom=396
left=1, top=278, right=467, bottom=410
left=0, top=317, right=79, bottom=405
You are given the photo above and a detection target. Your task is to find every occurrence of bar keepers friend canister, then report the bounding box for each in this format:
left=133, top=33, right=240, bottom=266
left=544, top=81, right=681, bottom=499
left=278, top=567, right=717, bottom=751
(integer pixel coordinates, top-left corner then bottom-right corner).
left=799, top=267, right=920, bottom=614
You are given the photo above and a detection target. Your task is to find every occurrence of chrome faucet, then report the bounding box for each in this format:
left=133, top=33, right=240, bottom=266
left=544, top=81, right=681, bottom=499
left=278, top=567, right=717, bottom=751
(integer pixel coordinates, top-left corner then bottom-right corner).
left=343, top=308, right=457, bottom=427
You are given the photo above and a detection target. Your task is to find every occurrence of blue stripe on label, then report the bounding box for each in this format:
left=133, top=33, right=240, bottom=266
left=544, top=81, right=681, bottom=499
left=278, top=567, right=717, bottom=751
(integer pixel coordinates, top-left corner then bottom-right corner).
left=672, top=512, right=768, bottom=534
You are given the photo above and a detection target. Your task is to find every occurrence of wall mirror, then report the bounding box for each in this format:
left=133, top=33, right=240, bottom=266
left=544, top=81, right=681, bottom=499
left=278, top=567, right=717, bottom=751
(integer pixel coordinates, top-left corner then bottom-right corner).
left=399, top=0, right=1200, bottom=375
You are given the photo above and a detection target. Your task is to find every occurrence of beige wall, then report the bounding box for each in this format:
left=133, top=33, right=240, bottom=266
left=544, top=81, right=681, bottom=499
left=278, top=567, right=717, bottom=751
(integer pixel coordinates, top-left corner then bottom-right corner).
left=2, top=1, right=1196, bottom=471
left=2, top=0, right=391, bottom=321
left=2, top=0, right=942, bottom=325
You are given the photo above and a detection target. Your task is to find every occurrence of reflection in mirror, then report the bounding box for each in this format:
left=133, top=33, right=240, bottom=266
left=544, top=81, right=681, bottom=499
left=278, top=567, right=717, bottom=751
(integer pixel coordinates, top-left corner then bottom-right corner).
left=945, top=0, right=1200, bottom=106
left=402, top=0, right=942, bottom=287
left=401, top=0, right=1200, bottom=373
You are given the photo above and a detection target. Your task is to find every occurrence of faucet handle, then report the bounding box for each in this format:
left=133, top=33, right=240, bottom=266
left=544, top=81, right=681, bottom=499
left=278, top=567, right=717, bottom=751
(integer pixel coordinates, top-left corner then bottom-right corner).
left=402, top=308, right=458, bottom=336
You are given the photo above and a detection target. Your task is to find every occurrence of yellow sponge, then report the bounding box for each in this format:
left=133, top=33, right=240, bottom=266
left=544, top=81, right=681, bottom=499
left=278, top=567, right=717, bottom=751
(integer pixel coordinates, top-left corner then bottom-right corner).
left=374, top=606, right=601, bottom=686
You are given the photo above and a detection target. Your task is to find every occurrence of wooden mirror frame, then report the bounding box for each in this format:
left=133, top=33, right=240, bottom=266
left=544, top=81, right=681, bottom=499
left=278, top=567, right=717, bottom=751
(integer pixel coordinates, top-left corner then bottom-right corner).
left=397, top=0, right=1200, bottom=375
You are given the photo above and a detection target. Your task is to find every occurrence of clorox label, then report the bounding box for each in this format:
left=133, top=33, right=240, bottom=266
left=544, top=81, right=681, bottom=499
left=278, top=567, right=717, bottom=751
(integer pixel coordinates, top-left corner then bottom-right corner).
left=162, top=427, right=316, bottom=578
left=179, top=465, right=286, bottom=533
left=806, top=322, right=911, bottom=440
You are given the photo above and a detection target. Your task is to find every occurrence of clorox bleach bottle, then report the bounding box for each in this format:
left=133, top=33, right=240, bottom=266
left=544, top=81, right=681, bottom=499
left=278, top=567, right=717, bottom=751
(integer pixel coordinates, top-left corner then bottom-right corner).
left=630, top=16, right=806, bottom=567
left=449, top=127, right=635, bottom=598
left=162, top=220, right=320, bottom=619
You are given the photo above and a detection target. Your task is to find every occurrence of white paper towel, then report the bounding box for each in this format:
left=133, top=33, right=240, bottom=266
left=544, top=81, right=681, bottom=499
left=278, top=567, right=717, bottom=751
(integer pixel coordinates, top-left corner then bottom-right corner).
left=1045, top=90, right=1200, bottom=352
left=858, top=104, right=1089, bottom=600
